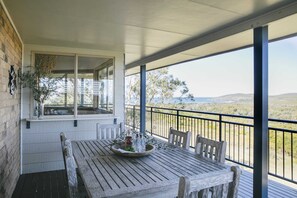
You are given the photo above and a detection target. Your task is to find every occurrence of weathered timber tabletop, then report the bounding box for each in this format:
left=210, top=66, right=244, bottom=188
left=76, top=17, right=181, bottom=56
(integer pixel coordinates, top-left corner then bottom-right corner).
left=72, top=140, right=232, bottom=198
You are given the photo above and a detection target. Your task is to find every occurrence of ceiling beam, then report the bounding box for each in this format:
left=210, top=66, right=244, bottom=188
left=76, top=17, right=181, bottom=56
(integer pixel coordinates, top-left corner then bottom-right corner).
left=126, top=1, right=297, bottom=69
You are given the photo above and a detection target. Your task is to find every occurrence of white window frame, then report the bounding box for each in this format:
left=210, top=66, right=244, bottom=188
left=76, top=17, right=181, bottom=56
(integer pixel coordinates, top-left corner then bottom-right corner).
left=31, top=51, right=115, bottom=119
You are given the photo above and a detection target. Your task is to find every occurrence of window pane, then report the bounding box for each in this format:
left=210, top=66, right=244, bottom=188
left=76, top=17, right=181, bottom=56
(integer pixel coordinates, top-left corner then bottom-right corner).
left=41, top=54, right=75, bottom=115
left=77, top=57, right=113, bottom=115
left=107, top=66, right=114, bottom=112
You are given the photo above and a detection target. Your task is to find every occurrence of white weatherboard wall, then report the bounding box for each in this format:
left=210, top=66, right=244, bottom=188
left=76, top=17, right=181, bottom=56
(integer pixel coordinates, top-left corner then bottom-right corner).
left=21, top=118, right=116, bottom=173
left=21, top=44, right=125, bottom=174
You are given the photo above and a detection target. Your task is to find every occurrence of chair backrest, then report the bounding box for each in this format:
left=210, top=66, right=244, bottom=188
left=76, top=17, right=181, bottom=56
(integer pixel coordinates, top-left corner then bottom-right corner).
left=60, top=132, right=67, bottom=169
left=64, top=139, right=73, bottom=156
left=195, top=135, right=227, bottom=163
left=168, top=127, right=191, bottom=150
left=178, top=166, right=241, bottom=198
left=64, top=139, right=79, bottom=198
left=96, top=122, right=123, bottom=140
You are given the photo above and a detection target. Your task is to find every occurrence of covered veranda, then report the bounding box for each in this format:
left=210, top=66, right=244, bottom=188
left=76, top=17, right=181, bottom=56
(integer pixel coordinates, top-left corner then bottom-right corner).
left=1, top=0, right=297, bottom=197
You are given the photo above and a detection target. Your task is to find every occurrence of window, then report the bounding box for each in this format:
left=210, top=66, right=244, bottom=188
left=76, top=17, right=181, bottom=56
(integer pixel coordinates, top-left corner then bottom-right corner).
left=42, top=55, right=75, bottom=115
left=77, top=56, right=114, bottom=115
left=37, top=53, right=114, bottom=116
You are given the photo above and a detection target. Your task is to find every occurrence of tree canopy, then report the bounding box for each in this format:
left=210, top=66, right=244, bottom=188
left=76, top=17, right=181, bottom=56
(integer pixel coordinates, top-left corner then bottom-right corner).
left=125, top=68, right=193, bottom=105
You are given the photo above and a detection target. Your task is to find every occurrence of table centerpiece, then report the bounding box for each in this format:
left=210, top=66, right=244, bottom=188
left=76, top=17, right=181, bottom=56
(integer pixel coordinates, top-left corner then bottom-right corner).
left=110, top=130, right=156, bottom=157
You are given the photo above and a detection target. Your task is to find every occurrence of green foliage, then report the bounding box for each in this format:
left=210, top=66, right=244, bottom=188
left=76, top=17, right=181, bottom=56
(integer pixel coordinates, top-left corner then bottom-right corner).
left=126, top=68, right=193, bottom=105
left=123, top=146, right=135, bottom=152
left=18, top=55, right=61, bottom=103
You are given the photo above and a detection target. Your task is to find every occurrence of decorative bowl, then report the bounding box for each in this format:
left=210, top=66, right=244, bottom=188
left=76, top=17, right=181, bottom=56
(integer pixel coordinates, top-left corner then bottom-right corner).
left=110, top=144, right=155, bottom=157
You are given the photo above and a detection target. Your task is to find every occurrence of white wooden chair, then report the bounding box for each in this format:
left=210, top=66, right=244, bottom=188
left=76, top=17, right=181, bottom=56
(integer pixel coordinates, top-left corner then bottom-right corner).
left=96, top=122, right=123, bottom=140
left=195, top=134, right=227, bottom=163
left=64, top=140, right=78, bottom=198
left=64, top=139, right=88, bottom=198
left=60, top=132, right=67, bottom=148
left=195, top=135, right=227, bottom=196
left=60, top=132, right=67, bottom=169
left=168, top=127, right=192, bottom=150
left=178, top=166, right=241, bottom=198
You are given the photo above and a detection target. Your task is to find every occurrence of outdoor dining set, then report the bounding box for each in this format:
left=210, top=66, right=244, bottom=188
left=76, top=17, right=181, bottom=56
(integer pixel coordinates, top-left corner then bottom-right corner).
left=60, top=124, right=241, bottom=198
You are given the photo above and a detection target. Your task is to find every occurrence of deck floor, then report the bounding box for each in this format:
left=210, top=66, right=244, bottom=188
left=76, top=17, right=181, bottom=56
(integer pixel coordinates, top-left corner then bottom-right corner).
left=12, top=169, right=297, bottom=198
left=12, top=170, right=68, bottom=198
left=238, top=170, right=297, bottom=198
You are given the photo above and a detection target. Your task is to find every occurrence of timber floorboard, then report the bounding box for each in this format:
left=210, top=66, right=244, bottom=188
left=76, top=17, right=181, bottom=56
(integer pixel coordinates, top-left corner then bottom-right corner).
left=12, top=170, right=67, bottom=198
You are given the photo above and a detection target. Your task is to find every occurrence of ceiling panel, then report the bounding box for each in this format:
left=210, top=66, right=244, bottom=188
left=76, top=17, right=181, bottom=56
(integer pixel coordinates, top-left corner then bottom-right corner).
left=269, top=13, right=297, bottom=40
left=126, top=12, right=297, bottom=75
left=3, top=0, right=297, bottom=74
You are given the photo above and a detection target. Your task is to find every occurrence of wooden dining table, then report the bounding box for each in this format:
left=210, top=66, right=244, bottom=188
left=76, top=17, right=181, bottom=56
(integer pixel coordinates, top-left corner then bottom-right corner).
left=72, top=139, right=234, bottom=198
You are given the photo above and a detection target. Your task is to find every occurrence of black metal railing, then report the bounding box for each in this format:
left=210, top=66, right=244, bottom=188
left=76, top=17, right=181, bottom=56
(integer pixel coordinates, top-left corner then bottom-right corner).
left=125, top=104, right=297, bottom=184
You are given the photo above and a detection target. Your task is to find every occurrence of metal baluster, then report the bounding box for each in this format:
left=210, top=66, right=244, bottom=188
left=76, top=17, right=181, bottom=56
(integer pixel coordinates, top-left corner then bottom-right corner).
left=249, top=126, right=251, bottom=166
left=283, top=131, right=285, bottom=177
left=275, top=130, right=277, bottom=175
left=177, top=110, right=180, bottom=130
left=133, top=105, right=136, bottom=130
left=233, top=124, right=235, bottom=161
left=151, top=107, right=153, bottom=136
left=291, top=133, right=293, bottom=181
left=229, top=123, right=231, bottom=160
left=243, top=126, right=246, bottom=165
left=208, top=121, right=215, bottom=140
left=268, top=129, right=270, bottom=174
left=237, top=125, right=240, bottom=162
left=219, top=115, right=220, bottom=141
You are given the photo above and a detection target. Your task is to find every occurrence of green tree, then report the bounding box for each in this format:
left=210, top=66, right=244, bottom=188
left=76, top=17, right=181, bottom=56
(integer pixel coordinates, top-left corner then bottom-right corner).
left=125, top=68, right=193, bottom=105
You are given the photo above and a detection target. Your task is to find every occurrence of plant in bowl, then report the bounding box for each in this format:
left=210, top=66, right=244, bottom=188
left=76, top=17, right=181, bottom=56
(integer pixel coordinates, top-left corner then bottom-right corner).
left=110, top=130, right=156, bottom=157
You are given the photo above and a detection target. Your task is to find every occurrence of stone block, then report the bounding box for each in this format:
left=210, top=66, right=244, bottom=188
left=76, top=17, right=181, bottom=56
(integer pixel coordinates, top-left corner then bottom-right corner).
left=0, top=3, right=22, bottom=198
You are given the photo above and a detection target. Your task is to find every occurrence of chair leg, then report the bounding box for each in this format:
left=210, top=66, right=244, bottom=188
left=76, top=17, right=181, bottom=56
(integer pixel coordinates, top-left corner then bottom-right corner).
left=212, top=184, right=229, bottom=198
left=198, top=188, right=209, bottom=198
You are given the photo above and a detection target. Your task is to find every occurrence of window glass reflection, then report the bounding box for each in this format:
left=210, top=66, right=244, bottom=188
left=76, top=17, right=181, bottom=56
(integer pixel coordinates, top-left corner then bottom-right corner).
left=77, top=57, right=114, bottom=115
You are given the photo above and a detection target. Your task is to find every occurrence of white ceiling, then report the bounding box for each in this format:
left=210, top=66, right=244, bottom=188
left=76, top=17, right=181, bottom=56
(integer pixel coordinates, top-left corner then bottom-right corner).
left=3, top=0, right=297, bottom=75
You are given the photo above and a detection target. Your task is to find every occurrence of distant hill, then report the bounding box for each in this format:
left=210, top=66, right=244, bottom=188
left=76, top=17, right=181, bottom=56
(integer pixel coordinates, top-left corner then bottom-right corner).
left=213, top=93, right=253, bottom=103
left=215, top=93, right=297, bottom=104
left=271, top=93, right=297, bottom=98
left=146, top=93, right=297, bottom=120
left=162, top=93, right=297, bottom=104
left=270, top=93, right=297, bottom=102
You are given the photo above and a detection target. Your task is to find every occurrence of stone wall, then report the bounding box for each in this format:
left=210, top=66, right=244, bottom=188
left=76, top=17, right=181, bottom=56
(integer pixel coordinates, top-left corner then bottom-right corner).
left=0, top=3, right=22, bottom=198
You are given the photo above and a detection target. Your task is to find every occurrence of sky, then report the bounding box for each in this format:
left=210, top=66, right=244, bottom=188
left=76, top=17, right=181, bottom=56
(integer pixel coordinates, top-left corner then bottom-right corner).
left=168, top=36, right=297, bottom=97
